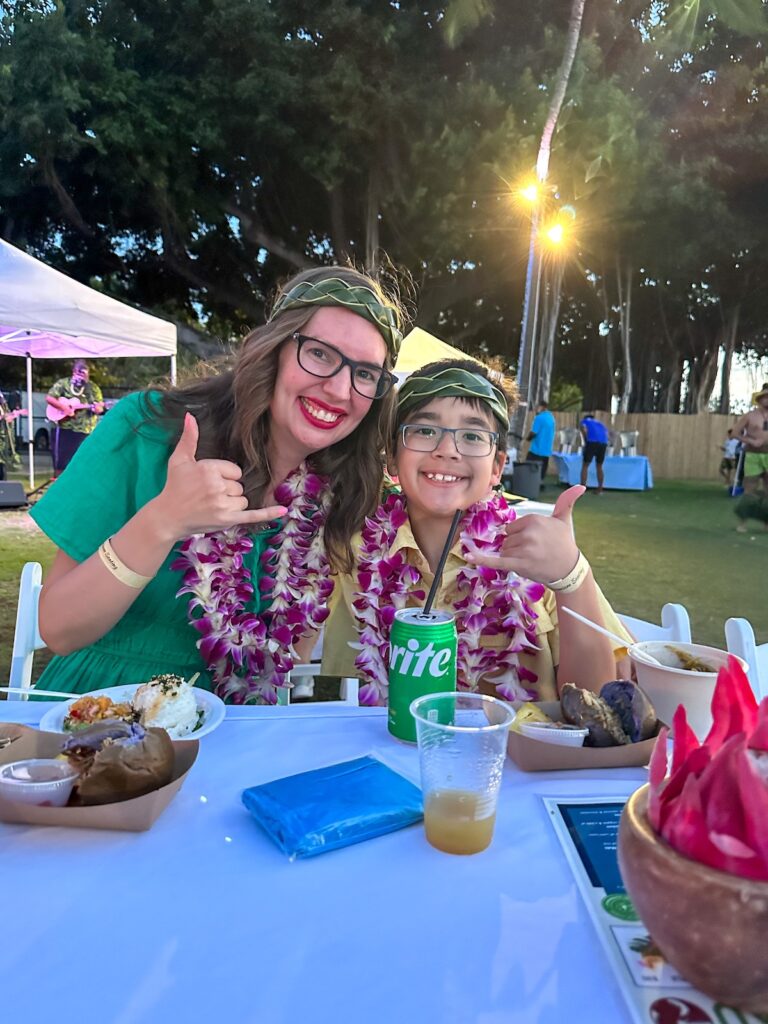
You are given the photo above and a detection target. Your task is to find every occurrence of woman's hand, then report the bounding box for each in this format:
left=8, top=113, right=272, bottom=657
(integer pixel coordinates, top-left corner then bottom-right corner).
left=149, top=413, right=288, bottom=541
left=466, top=485, right=585, bottom=584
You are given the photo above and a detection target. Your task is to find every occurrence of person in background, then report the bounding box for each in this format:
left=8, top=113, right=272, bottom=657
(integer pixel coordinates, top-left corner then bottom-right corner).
left=718, top=429, right=740, bottom=487
left=0, top=389, right=21, bottom=480
left=580, top=411, right=610, bottom=494
left=732, top=383, right=768, bottom=533
left=46, top=360, right=104, bottom=476
left=526, top=400, right=556, bottom=487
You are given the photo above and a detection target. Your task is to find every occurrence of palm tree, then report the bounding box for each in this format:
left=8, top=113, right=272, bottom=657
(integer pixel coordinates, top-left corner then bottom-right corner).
left=444, top=0, right=587, bottom=435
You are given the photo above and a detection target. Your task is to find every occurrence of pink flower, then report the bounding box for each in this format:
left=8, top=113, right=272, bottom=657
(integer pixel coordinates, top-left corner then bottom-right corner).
left=351, top=492, right=541, bottom=704
left=174, top=464, right=332, bottom=703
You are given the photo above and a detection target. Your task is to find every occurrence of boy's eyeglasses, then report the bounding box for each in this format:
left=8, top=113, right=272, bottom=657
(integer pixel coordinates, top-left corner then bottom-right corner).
left=292, top=333, right=397, bottom=399
left=400, top=423, right=499, bottom=457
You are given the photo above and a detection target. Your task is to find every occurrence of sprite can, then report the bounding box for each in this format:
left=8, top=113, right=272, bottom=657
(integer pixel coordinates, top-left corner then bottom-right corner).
left=388, top=608, right=457, bottom=743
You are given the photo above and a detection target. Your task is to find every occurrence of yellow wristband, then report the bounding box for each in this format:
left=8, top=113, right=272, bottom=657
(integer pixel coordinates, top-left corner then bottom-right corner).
left=548, top=551, right=590, bottom=594
left=97, top=537, right=154, bottom=590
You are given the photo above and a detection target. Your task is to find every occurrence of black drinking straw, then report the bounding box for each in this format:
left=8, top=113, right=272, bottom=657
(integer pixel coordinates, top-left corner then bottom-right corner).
left=421, top=509, right=463, bottom=617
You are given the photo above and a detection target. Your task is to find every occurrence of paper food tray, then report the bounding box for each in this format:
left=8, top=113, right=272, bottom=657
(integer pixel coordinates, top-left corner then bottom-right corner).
left=507, top=701, right=663, bottom=772
left=0, top=722, right=198, bottom=831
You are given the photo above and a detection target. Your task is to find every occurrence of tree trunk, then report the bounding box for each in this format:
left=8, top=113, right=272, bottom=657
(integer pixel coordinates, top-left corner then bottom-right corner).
left=329, top=186, right=350, bottom=262
left=511, top=0, right=587, bottom=440
left=616, top=257, right=633, bottom=413
left=718, top=304, right=739, bottom=414
left=365, top=166, right=380, bottom=272
left=535, top=0, right=588, bottom=181
left=534, top=262, right=564, bottom=403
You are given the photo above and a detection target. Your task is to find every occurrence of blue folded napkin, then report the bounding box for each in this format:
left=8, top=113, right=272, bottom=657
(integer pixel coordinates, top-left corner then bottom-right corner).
left=242, top=755, right=423, bottom=859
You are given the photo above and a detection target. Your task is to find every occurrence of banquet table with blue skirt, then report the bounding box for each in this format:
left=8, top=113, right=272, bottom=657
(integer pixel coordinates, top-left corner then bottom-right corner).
left=0, top=701, right=646, bottom=1024
left=552, top=452, right=654, bottom=491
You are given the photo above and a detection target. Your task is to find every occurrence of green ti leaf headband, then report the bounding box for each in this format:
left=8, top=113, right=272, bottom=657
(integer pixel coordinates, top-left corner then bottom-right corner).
left=397, top=366, right=510, bottom=432
left=268, top=277, right=403, bottom=357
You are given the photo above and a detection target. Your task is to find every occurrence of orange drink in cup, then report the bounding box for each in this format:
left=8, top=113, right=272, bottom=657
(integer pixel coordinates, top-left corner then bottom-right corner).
left=410, top=692, right=514, bottom=855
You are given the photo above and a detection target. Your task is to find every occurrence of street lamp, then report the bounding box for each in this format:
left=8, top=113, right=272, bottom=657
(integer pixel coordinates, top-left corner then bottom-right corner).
left=514, top=197, right=575, bottom=439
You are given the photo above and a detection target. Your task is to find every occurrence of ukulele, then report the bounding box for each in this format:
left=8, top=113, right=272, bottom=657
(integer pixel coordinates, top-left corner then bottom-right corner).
left=46, top=397, right=102, bottom=424
left=1, top=409, right=28, bottom=423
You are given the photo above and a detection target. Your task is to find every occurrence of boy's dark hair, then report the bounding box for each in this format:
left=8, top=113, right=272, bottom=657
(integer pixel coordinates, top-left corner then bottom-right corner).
left=393, top=358, right=516, bottom=452
left=538, top=400, right=549, bottom=409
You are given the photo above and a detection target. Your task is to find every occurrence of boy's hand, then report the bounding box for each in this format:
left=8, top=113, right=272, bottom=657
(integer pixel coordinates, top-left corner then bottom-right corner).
left=466, top=485, right=584, bottom=584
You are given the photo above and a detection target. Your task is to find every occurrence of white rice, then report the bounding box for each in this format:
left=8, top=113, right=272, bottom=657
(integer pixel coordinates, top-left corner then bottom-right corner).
left=133, top=676, right=200, bottom=738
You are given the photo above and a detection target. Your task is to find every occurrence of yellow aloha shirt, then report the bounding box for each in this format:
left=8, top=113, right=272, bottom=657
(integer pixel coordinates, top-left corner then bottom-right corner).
left=321, top=517, right=633, bottom=702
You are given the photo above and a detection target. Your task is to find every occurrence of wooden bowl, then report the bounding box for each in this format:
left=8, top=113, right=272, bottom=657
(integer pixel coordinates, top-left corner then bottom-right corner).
left=618, top=785, right=768, bottom=1014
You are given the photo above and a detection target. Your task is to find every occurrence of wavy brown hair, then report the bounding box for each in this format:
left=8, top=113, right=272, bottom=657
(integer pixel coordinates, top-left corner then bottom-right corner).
left=145, top=266, right=406, bottom=571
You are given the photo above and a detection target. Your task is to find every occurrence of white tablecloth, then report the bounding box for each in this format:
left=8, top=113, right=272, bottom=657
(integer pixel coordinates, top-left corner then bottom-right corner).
left=0, top=703, right=645, bottom=1024
left=552, top=453, right=654, bottom=490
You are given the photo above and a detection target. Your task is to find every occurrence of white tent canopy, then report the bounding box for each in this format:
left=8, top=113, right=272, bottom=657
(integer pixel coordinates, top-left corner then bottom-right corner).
left=394, top=327, right=475, bottom=383
left=0, top=238, right=177, bottom=487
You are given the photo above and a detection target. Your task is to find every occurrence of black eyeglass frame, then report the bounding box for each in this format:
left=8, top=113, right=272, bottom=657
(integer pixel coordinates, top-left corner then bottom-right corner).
left=399, top=423, right=500, bottom=457
left=291, top=332, right=397, bottom=399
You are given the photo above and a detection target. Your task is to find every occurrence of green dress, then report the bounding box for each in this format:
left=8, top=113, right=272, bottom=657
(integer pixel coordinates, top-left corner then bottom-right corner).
left=30, top=392, right=277, bottom=696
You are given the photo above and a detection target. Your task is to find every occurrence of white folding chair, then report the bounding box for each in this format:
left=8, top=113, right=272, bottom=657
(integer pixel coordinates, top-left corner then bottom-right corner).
left=618, top=603, right=692, bottom=644
left=8, top=560, right=359, bottom=707
left=285, top=630, right=359, bottom=706
left=725, top=617, right=768, bottom=701
left=9, top=561, right=45, bottom=699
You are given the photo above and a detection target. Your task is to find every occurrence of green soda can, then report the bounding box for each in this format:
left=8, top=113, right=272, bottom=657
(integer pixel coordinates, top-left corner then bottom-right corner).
left=388, top=608, right=457, bottom=743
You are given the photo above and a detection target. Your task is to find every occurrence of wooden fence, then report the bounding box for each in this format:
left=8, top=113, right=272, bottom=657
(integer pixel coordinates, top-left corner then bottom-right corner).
left=523, top=412, right=739, bottom=481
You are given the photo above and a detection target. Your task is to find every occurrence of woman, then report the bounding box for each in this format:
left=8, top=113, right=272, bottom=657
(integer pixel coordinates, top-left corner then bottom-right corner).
left=321, top=358, right=632, bottom=705
left=31, top=266, right=405, bottom=702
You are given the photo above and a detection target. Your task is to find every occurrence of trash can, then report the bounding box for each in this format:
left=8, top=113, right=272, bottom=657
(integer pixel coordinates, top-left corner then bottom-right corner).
left=510, top=461, right=542, bottom=500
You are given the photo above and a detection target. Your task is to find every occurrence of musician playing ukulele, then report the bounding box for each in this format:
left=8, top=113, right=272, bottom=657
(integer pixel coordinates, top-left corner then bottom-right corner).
left=47, top=360, right=105, bottom=476
left=0, top=389, right=21, bottom=480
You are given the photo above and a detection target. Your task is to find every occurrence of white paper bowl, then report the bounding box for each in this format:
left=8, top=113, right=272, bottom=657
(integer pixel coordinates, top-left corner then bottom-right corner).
left=628, top=641, right=747, bottom=739
left=0, top=759, right=78, bottom=807
left=517, top=722, right=589, bottom=747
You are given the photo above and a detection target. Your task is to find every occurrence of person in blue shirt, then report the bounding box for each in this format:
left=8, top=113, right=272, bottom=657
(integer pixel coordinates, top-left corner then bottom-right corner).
left=526, top=400, right=556, bottom=485
left=580, top=411, right=610, bottom=493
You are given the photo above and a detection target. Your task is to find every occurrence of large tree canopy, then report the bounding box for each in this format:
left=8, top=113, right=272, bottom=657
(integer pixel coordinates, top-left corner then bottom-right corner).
left=1, top=0, right=766, bottom=410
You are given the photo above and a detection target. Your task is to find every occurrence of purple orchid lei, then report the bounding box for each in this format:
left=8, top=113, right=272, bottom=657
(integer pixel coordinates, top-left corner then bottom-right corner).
left=172, top=464, right=333, bottom=704
left=351, top=491, right=546, bottom=706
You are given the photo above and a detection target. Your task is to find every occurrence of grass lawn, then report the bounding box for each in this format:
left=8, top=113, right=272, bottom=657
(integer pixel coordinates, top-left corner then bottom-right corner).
left=556, top=478, right=766, bottom=648
left=0, top=478, right=763, bottom=688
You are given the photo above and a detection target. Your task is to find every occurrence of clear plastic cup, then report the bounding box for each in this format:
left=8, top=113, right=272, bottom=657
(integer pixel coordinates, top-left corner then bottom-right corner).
left=410, top=692, right=514, bottom=855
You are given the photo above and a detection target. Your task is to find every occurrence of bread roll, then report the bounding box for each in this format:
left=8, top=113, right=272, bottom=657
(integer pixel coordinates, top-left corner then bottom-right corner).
left=62, top=720, right=175, bottom=805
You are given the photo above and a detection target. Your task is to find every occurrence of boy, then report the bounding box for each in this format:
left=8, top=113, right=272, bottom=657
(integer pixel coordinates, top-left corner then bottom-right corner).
left=719, top=429, right=740, bottom=486
left=322, top=359, right=631, bottom=705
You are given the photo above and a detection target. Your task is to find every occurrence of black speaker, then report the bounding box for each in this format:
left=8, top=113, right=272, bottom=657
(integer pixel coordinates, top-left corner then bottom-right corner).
left=0, top=482, right=28, bottom=508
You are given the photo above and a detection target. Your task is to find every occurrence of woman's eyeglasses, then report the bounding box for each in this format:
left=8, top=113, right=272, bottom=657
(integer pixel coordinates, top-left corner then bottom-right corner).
left=292, top=333, right=397, bottom=399
left=400, top=423, right=499, bottom=457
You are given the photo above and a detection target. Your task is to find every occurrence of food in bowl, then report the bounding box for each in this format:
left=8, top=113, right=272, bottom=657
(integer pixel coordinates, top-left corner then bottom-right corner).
left=133, top=675, right=202, bottom=737
left=0, top=759, right=79, bottom=807
left=62, top=675, right=204, bottom=739
left=63, top=695, right=137, bottom=731
left=62, top=720, right=175, bottom=806
left=666, top=646, right=716, bottom=673
left=628, top=641, right=741, bottom=740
